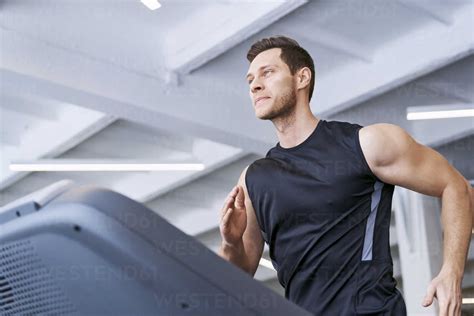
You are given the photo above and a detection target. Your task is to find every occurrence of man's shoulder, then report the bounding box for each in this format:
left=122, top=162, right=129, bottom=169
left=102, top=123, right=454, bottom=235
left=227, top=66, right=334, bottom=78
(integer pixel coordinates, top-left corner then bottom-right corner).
left=247, top=156, right=273, bottom=170
left=359, top=123, right=412, bottom=168
left=244, top=155, right=280, bottom=178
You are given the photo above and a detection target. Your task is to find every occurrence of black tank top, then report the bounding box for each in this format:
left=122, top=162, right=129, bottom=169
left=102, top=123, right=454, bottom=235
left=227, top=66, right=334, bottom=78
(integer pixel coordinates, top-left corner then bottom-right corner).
left=245, top=119, right=406, bottom=315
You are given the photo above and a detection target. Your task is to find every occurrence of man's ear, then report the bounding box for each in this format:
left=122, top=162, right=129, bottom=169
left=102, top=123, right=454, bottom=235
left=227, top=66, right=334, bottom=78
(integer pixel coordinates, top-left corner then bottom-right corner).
left=297, top=67, right=311, bottom=90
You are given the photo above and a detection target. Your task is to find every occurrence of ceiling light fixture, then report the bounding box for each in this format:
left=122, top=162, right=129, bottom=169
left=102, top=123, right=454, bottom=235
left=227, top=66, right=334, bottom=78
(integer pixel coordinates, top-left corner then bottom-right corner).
left=10, top=159, right=204, bottom=172
left=406, top=104, right=474, bottom=120
left=141, top=0, right=161, bottom=10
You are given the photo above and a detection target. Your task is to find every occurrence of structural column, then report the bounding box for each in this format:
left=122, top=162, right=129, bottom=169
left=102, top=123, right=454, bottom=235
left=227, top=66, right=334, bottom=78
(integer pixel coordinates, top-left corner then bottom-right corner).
left=393, top=187, right=443, bottom=315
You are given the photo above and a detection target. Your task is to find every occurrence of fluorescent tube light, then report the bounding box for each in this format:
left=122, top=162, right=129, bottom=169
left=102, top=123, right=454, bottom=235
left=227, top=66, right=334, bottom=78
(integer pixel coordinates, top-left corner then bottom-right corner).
left=10, top=159, right=204, bottom=172
left=406, top=104, right=474, bottom=120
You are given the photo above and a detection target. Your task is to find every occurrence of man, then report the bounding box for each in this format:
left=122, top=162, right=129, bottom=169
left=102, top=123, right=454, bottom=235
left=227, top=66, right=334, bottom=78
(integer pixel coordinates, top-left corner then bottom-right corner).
left=217, top=36, right=471, bottom=315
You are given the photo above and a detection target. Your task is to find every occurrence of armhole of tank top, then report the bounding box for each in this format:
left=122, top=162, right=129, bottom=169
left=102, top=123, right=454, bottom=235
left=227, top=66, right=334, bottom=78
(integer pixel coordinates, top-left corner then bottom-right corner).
left=354, top=126, right=383, bottom=183
left=244, top=163, right=268, bottom=244
left=265, top=146, right=274, bottom=158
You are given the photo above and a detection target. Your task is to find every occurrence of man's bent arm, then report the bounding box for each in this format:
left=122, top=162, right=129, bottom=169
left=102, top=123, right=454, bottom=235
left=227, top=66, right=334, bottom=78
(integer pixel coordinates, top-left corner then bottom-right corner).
left=359, top=123, right=471, bottom=314
left=359, top=123, right=472, bottom=277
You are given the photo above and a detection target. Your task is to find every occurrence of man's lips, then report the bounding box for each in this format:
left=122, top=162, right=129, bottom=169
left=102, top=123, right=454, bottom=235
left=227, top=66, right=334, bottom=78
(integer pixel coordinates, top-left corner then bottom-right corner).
left=255, top=97, right=270, bottom=106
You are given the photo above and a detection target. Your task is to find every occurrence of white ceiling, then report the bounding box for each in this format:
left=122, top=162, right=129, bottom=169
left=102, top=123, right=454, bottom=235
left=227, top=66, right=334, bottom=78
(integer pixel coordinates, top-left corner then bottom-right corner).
left=1, top=0, right=473, bottom=295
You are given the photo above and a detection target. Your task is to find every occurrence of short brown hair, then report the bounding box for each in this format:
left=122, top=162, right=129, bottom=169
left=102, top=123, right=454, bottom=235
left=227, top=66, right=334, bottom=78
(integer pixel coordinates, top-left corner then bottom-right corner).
left=246, top=36, right=315, bottom=101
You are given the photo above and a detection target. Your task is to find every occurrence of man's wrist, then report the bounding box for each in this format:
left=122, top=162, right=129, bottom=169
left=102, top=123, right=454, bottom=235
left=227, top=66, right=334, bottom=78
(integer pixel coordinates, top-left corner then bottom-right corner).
left=220, top=239, right=244, bottom=254
left=440, top=263, right=464, bottom=280
left=218, top=240, right=252, bottom=274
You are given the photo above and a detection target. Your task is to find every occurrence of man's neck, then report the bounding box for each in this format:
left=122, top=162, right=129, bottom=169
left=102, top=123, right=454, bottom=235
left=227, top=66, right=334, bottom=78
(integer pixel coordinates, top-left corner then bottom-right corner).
left=273, top=112, right=320, bottom=149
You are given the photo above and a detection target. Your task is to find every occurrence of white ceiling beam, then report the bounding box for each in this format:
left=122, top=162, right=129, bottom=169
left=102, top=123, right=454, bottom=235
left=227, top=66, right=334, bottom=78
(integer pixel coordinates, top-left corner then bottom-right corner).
left=416, top=81, right=473, bottom=104
left=1, top=94, right=58, bottom=121
left=408, top=81, right=474, bottom=147
left=165, top=0, right=308, bottom=74
left=316, top=7, right=474, bottom=117
left=112, top=140, right=246, bottom=203
left=328, top=51, right=474, bottom=148
left=397, top=0, right=454, bottom=26
left=0, top=21, right=270, bottom=153
left=0, top=105, right=115, bottom=190
left=273, top=27, right=374, bottom=63
left=412, top=49, right=474, bottom=106
left=0, top=107, right=38, bottom=146
left=0, top=69, right=271, bottom=156
left=0, top=125, right=248, bottom=216
left=416, top=118, right=474, bottom=148
left=1, top=4, right=472, bottom=157
left=0, top=133, right=21, bottom=147
left=132, top=155, right=255, bottom=244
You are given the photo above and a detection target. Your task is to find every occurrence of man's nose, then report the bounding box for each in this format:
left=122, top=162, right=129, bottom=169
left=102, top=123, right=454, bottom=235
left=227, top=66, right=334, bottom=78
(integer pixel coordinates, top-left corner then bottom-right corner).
left=250, top=79, right=263, bottom=93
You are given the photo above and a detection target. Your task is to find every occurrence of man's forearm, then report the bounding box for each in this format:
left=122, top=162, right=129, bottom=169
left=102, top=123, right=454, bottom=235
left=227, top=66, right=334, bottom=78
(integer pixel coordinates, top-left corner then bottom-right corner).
left=440, top=180, right=472, bottom=277
left=218, top=240, right=253, bottom=275
left=470, top=186, right=474, bottom=230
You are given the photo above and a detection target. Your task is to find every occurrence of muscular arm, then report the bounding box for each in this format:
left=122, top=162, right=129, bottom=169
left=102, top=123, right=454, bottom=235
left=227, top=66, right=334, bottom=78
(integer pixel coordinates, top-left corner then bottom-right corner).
left=359, top=123, right=472, bottom=277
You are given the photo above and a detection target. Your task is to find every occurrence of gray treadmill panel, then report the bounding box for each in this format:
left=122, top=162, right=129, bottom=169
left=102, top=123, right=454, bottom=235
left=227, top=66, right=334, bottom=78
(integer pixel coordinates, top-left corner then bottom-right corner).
left=0, top=185, right=312, bottom=316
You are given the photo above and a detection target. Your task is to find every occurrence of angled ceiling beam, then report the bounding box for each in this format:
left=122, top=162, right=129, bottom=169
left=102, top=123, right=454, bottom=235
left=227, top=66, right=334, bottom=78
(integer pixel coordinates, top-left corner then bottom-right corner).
left=416, top=118, right=474, bottom=148
left=0, top=105, right=115, bottom=190
left=416, top=81, right=473, bottom=104
left=0, top=108, right=27, bottom=146
left=0, top=25, right=272, bottom=155
left=112, top=140, right=246, bottom=203
left=1, top=94, right=58, bottom=121
left=397, top=0, right=454, bottom=26
left=327, top=50, right=474, bottom=149
left=1, top=69, right=271, bottom=156
left=273, top=27, right=374, bottom=63
left=316, top=7, right=473, bottom=117
left=165, top=0, right=308, bottom=74
left=1, top=4, right=472, bottom=157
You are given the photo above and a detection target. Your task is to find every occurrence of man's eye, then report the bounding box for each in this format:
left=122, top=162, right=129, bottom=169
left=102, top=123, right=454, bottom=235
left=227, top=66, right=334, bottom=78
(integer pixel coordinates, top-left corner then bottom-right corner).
left=264, top=70, right=272, bottom=75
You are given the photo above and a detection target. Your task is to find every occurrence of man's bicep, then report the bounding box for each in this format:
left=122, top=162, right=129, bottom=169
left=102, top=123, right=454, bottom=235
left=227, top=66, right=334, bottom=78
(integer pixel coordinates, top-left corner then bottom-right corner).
left=378, top=143, right=454, bottom=197
left=361, top=124, right=467, bottom=198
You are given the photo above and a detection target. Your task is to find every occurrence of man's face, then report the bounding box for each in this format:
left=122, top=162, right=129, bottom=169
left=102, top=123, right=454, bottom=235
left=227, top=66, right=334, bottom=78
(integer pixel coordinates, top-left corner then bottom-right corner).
left=246, top=48, right=297, bottom=121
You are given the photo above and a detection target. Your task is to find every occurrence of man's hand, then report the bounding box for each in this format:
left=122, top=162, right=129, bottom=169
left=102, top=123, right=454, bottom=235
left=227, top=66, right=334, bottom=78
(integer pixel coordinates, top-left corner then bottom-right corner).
left=422, top=267, right=462, bottom=316
left=219, top=185, right=247, bottom=247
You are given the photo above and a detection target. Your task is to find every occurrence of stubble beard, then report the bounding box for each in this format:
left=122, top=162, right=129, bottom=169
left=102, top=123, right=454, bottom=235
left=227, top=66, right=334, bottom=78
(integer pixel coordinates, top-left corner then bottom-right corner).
left=259, top=87, right=297, bottom=121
